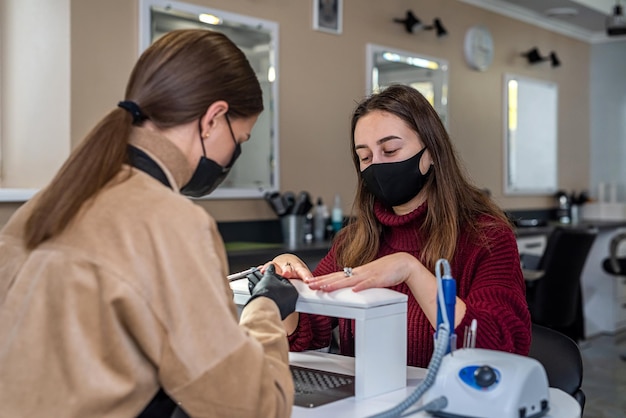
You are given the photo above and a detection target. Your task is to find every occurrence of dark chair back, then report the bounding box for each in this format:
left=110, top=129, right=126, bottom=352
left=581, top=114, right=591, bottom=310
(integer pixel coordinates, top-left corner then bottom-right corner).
left=526, top=227, right=596, bottom=337
left=528, top=323, right=586, bottom=412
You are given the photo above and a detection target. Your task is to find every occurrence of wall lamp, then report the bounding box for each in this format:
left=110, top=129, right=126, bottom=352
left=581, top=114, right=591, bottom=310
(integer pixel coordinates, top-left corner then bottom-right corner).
left=521, top=47, right=561, bottom=68
left=393, top=10, right=448, bottom=37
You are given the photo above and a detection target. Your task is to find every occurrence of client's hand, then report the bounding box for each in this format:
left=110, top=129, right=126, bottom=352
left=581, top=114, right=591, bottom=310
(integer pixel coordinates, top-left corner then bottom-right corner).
left=263, top=254, right=314, bottom=282
left=307, top=252, right=423, bottom=292
left=246, top=264, right=299, bottom=320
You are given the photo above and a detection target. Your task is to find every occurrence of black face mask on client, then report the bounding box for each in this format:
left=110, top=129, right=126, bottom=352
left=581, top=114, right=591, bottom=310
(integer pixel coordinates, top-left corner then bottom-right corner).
left=360, top=147, right=432, bottom=207
left=180, top=115, right=242, bottom=198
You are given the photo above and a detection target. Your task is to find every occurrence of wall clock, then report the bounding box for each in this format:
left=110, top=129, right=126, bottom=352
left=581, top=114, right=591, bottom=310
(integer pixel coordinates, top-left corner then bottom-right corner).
left=464, top=26, right=494, bottom=72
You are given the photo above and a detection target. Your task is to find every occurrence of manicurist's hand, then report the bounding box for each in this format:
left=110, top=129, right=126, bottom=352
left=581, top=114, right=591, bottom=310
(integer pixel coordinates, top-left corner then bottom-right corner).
left=307, top=252, right=426, bottom=292
left=246, top=264, right=299, bottom=320
left=263, top=253, right=314, bottom=282
left=261, top=254, right=312, bottom=336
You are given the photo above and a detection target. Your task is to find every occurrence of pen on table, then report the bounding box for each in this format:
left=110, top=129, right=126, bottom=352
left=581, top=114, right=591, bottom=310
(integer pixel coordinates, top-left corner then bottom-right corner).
left=463, top=318, right=478, bottom=348
left=470, top=318, right=477, bottom=348
left=227, top=267, right=259, bottom=282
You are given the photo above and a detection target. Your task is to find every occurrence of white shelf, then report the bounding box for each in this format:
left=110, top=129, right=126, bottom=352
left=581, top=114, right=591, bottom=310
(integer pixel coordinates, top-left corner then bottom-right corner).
left=0, top=189, right=37, bottom=202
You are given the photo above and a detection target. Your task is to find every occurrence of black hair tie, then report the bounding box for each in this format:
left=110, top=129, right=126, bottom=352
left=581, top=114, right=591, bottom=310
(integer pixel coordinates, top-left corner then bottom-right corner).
left=118, top=100, right=148, bottom=125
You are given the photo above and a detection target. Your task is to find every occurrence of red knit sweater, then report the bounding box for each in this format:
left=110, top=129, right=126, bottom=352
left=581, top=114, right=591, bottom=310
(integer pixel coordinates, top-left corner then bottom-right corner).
left=288, top=202, right=531, bottom=368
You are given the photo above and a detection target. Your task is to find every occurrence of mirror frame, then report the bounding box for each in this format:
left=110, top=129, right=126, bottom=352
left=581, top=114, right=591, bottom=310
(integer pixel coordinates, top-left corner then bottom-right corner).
left=139, top=0, right=280, bottom=199
left=503, top=73, right=558, bottom=195
left=365, top=43, right=449, bottom=127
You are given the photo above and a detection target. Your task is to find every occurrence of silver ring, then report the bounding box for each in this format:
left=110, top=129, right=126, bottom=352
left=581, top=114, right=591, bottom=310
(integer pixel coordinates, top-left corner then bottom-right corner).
left=343, top=267, right=353, bottom=277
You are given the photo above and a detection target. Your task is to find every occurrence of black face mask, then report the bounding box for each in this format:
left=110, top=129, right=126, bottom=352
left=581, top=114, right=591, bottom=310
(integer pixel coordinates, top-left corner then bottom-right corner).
left=180, top=117, right=242, bottom=198
left=361, top=147, right=432, bottom=207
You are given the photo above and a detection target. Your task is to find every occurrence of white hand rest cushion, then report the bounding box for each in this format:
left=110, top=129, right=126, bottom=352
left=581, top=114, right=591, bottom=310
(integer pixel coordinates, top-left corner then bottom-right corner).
left=230, top=277, right=407, bottom=308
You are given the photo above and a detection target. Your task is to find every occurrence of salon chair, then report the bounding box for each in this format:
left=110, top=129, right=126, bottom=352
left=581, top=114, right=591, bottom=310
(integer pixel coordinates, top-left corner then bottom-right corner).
left=528, top=323, right=586, bottom=412
left=523, top=226, right=597, bottom=343
left=601, top=231, right=626, bottom=362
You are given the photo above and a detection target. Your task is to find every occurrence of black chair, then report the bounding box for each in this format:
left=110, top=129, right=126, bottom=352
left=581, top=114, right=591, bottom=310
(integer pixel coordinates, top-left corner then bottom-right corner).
left=523, top=226, right=597, bottom=342
left=601, top=231, right=626, bottom=362
left=528, top=323, right=586, bottom=412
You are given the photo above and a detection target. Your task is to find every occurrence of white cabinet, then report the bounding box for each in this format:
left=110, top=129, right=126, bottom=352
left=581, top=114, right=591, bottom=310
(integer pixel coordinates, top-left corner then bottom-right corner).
left=517, top=234, right=548, bottom=272
left=517, top=235, right=547, bottom=257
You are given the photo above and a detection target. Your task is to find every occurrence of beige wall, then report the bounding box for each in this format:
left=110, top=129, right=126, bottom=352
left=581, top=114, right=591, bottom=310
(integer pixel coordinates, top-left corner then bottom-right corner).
left=0, top=0, right=590, bottom=224
left=0, top=0, right=71, bottom=188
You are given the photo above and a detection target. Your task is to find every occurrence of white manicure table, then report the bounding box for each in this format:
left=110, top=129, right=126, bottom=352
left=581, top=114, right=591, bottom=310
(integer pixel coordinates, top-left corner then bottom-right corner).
left=230, top=279, right=581, bottom=418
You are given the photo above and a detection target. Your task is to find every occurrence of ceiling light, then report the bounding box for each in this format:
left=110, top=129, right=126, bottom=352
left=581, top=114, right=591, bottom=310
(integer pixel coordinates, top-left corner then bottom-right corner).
left=382, top=52, right=439, bottom=69
left=607, top=2, right=626, bottom=36
left=199, top=13, right=221, bottom=25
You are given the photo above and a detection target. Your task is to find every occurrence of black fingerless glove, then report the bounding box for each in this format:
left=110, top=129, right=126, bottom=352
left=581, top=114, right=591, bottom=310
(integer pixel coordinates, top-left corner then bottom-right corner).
left=245, top=264, right=299, bottom=320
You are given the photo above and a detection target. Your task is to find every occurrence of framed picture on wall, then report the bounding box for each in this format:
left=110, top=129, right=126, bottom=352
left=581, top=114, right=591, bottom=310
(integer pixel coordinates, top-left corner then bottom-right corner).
left=313, top=0, right=343, bottom=35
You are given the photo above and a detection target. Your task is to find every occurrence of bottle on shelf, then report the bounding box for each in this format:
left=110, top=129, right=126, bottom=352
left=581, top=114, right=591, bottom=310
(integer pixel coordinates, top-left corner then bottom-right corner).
left=304, top=212, right=314, bottom=243
left=331, top=194, right=343, bottom=233
left=313, top=197, right=329, bottom=241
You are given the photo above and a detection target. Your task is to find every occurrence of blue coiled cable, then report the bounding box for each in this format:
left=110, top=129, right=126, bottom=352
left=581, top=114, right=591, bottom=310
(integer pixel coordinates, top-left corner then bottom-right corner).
left=367, top=259, right=452, bottom=418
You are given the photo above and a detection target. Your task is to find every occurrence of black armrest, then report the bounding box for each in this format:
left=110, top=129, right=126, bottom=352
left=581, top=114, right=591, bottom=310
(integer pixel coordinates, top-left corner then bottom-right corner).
left=608, top=232, right=626, bottom=274
left=602, top=257, right=626, bottom=276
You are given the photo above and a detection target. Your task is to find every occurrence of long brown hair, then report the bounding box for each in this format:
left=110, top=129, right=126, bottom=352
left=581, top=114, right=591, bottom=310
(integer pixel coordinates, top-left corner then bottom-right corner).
left=335, top=84, right=509, bottom=271
left=24, top=30, right=263, bottom=249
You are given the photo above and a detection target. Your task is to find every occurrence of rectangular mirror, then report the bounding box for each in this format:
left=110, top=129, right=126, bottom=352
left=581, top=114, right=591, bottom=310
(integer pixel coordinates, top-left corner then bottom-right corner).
left=366, top=44, right=448, bottom=126
left=504, top=74, right=558, bottom=195
left=140, top=0, right=279, bottom=199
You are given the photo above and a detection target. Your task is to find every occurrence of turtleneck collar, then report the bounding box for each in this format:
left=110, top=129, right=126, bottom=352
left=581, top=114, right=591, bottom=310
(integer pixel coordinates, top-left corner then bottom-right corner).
left=374, top=200, right=428, bottom=227
left=128, top=127, right=195, bottom=192
left=374, top=200, right=428, bottom=252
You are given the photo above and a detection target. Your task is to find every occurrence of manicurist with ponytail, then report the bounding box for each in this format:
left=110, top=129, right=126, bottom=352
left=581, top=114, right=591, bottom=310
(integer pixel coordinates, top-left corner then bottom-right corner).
left=0, top=29, right=297, bottom=418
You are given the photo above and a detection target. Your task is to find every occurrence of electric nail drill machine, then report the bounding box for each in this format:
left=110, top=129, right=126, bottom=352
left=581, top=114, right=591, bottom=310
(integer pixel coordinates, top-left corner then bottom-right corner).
left=414, top=260, right=550, bottom=418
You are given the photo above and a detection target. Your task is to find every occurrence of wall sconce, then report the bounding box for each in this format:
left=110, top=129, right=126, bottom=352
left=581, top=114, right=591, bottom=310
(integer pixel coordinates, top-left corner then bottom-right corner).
left=521, top=47, right=561, bottom=67
left=393, top=10, right=448, bottom=37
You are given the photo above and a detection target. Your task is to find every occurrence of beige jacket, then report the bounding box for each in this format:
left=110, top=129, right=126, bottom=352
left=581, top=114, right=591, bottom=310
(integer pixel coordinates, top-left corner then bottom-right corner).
left=0, top=128, right=293, bottom=417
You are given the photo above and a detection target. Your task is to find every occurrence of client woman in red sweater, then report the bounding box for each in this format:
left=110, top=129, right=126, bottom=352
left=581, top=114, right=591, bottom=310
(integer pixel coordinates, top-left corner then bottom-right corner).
left=272, top=84, right=530, bottom=368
